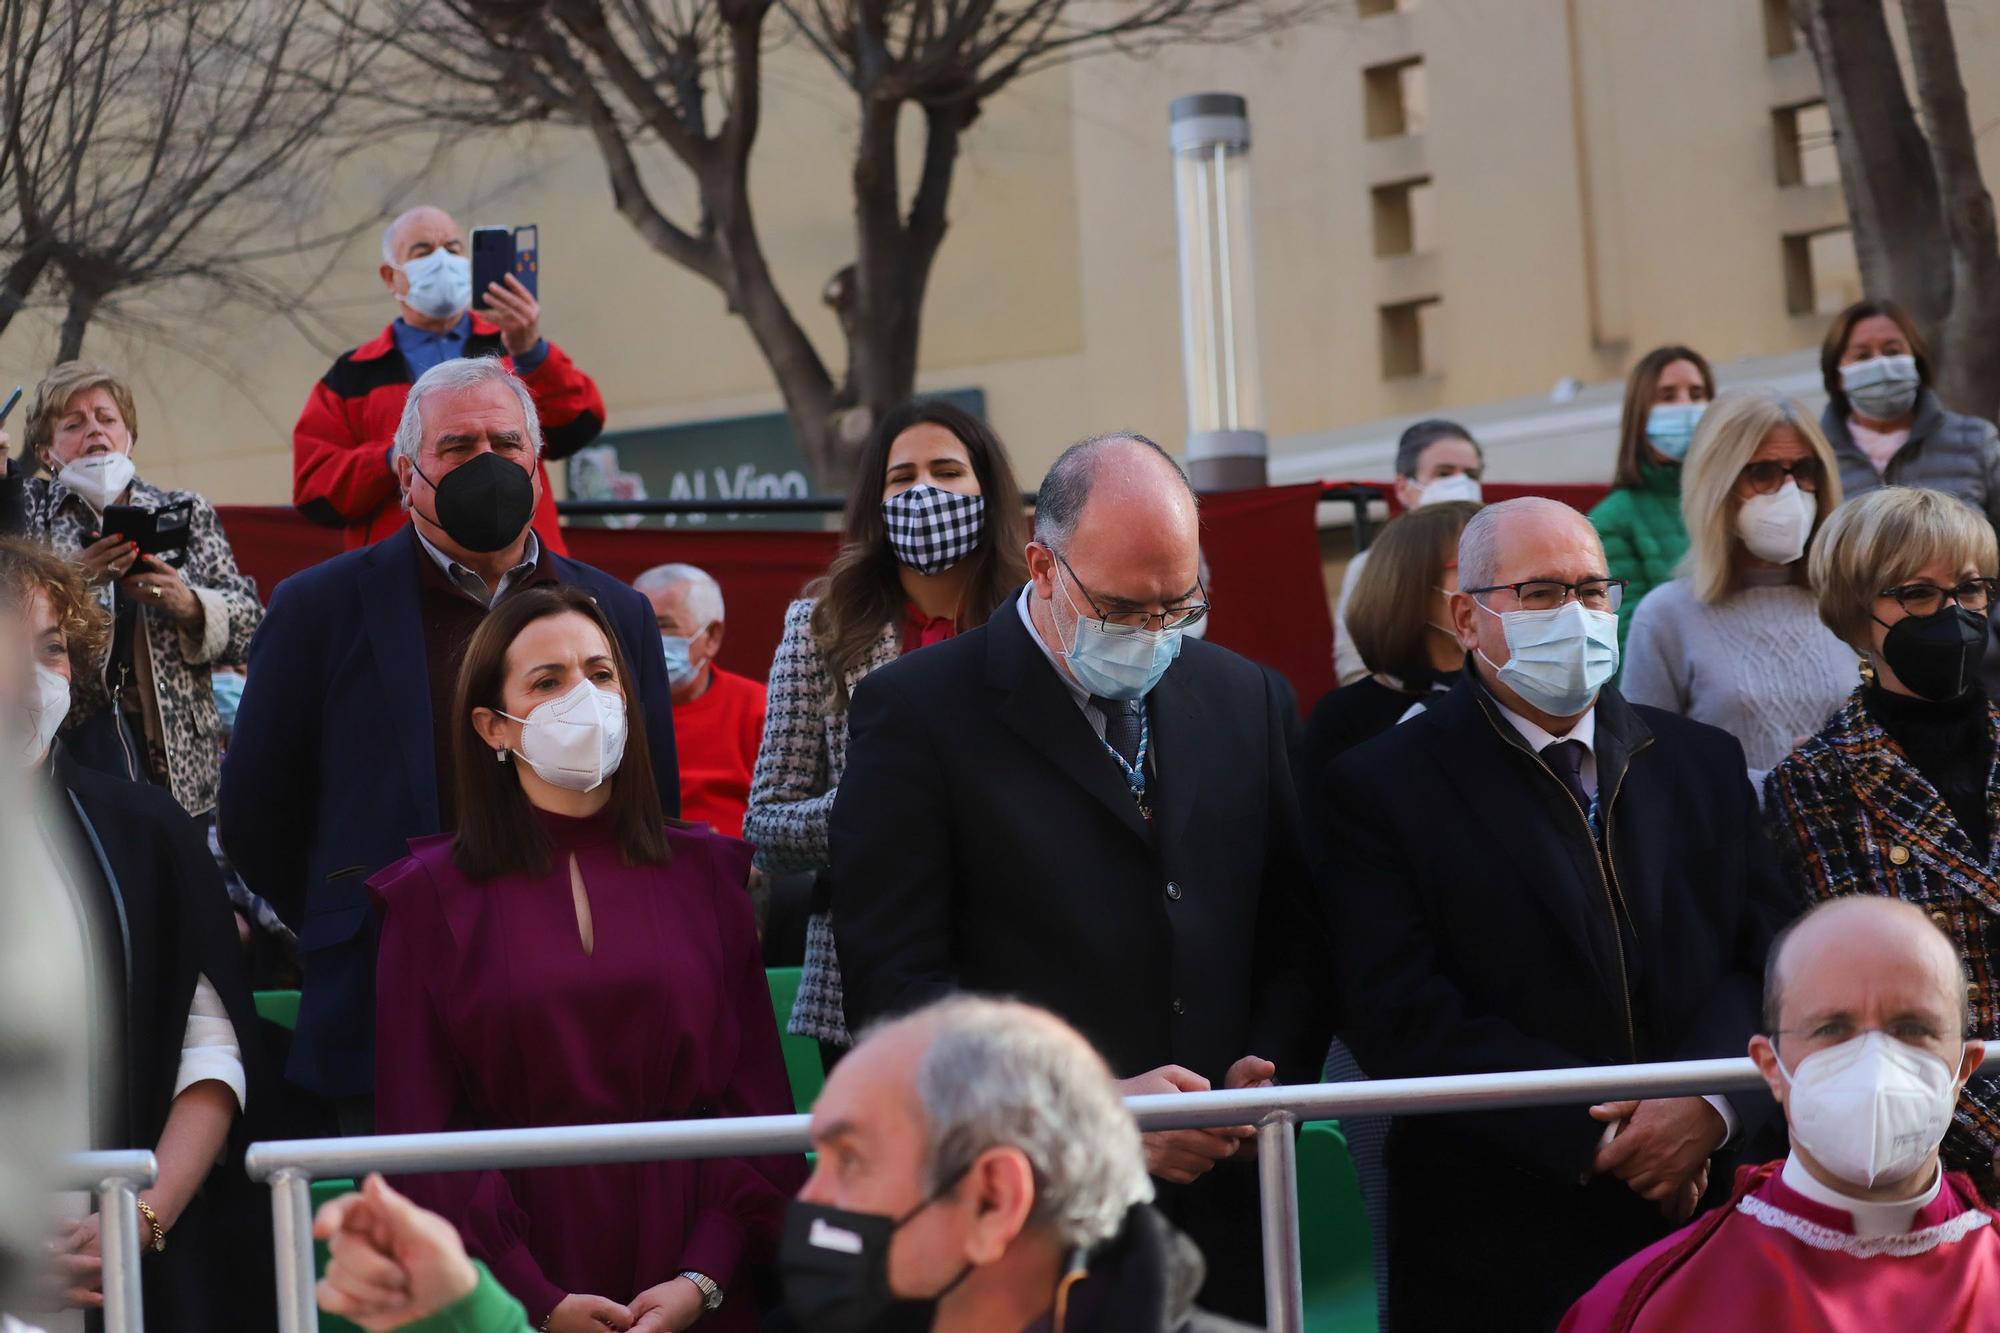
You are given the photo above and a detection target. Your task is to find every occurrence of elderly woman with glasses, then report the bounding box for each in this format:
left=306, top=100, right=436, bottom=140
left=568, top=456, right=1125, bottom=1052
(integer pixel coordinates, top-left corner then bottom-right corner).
left=1766, top=485, right=2000, bottom=1195
left=1621, top=389, right=1855, bottom=787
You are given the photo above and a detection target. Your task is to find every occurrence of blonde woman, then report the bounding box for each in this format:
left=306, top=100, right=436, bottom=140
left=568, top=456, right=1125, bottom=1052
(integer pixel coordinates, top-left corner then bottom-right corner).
left=1621, top=388, right=1855, bottom=784
left=1766, top=486, right=2000, bottom=1194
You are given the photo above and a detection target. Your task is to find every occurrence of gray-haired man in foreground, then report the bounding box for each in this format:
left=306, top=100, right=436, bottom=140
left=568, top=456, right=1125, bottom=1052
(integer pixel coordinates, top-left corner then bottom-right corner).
left=316, top=997, right=1255, bottom=1332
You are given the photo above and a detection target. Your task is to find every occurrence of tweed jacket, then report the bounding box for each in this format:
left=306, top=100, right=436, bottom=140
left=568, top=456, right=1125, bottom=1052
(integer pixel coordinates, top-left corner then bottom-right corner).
left=1765, top=684, right=2000, bottom=1179
left=15, top=474, right=261, bottom=816
left=743, top=597, right=900, bottom=1043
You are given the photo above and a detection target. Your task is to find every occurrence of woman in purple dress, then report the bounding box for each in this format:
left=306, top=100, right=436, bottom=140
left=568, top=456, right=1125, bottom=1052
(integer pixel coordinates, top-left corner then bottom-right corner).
left=371, top=584, right=804, bottom=1333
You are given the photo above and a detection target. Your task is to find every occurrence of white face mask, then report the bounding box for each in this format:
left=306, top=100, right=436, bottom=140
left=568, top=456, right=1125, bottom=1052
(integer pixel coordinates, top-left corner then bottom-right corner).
left=55, top=452, right=135, bottom=513
left=1736, top=477, right=1816, bottom=566
left=1777, top=1030, right=1965, bottom=1190
left=395, top=248, right=473, bottom=322
left=1476, top=598, right=1619, bottom=718
left=1415, top=472, right=1483, bottom=507
left=499, top=678, right=628, bottom=793
left=22, top=663, right=70, bottom=765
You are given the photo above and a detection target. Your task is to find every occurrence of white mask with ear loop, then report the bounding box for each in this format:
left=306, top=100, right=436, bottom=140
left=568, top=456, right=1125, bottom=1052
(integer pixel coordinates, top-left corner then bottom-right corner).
left=1776, top=1031, right=1966, bottom=1189
left=498, top=679, right=628, bottom=792
left=21, top=663, right=71, bottom=765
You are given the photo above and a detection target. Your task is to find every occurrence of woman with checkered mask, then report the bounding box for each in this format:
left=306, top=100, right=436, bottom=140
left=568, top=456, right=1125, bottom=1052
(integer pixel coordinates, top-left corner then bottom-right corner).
left=745, top=398, right=1028, bottom=1071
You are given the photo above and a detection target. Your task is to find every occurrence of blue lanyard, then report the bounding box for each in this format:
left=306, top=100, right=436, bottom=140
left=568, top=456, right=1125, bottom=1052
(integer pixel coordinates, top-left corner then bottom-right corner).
left=1100, top=706, right=1151, bottom=816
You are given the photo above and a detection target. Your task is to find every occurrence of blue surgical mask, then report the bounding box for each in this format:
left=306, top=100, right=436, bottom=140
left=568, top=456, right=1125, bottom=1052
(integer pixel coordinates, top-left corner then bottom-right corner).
left=1476, top=599, right=1618, bottom=717
left=1053, top=568, right=1184, bottom=701
left=395, top=248, right=472, bottom=322
left=1644, top=402, right=1705, bottom=461
left=661, top=633, right=700, bottom=691
left=211, top=672, right=245, bottom=733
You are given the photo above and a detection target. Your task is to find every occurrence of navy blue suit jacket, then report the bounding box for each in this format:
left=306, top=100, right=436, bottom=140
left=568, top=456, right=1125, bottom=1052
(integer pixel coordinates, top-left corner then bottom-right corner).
left=217, top=526, right=678, bottom=1097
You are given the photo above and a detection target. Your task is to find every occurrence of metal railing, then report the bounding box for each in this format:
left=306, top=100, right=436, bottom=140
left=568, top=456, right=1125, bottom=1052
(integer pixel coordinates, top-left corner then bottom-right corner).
left=246, top=1057, right=1765, bottom=1333
left=54, top=1149, right=159, bottom=1333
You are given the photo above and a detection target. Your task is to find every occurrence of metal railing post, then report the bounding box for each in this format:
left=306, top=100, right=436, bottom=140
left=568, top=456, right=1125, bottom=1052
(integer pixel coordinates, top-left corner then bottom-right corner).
left=97, top=1175, right=144, bottom=1333
left=270, top=1168, right=317, bottom=1333
left=1256, top=1112, right=1304, bottom=1333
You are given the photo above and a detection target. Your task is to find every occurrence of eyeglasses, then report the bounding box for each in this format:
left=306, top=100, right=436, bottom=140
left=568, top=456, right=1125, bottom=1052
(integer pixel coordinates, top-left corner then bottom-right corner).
left=1053, top=550, right=1208, bottom=635
left=1877, top=578, right=1999, bottom=617
left=1463, top=578, right=1626, bottom=613
left=1737, top=458, right=1823, bottom=495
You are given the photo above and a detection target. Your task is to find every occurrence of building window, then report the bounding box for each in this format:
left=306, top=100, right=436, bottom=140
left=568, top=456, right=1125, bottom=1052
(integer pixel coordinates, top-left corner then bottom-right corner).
left=1763, top=0, right=1798, bottom=57
left=1363, top=57, right=1427, bottom=140
left=1371, top=176, right=1435, bottom=257
left=1380, top=296, right=1442, bottom=378
left=1783, top=227, right=1861, bottom=317
left=1773, top=100, right=1839, bottom=188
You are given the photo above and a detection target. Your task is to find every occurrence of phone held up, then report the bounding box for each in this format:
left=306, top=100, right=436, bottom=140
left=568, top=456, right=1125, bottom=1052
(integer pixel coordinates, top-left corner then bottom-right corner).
left=471, top=225, right=538, bottom=307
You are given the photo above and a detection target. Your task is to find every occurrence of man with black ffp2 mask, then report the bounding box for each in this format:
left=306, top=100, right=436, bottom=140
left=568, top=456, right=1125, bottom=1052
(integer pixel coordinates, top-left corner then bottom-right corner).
left=782, top=996, right=1255, bottom=1333
left=218, top=357, right=678, bottom=1134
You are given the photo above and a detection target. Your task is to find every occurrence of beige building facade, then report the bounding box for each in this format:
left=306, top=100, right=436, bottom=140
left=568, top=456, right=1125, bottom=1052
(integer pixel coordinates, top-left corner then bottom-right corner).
left=8, top=0, right=2000, bottom=503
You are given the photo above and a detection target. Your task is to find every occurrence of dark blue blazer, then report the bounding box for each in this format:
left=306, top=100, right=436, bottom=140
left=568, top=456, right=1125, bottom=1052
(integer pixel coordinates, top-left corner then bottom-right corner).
left=217, top=526, right=679, bottom=1097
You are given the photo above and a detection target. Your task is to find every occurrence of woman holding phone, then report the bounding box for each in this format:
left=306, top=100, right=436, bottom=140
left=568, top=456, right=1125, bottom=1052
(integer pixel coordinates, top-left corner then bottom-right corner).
left=3, top=361, right=262, bottom=817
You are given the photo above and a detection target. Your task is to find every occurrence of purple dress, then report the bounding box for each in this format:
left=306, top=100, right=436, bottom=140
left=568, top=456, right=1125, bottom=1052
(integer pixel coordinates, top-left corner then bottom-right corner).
left=370, top=810, right=806, bottom=1329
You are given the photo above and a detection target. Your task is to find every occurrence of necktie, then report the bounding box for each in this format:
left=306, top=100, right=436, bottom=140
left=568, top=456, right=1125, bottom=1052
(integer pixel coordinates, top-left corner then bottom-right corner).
left=1094, top=695, right=1144, bottom=770
left=1541, top=738, right=1591, bottom=817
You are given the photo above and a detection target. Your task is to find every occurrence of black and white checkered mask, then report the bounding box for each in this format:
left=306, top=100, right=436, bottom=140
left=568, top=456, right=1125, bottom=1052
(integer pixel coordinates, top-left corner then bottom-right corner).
left=882, top=483, right=985, bottom=575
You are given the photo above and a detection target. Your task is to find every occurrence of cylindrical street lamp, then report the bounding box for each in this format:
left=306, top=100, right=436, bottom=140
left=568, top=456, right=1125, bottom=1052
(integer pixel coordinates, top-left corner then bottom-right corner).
left=1170, top=92, right=1267, bottom=491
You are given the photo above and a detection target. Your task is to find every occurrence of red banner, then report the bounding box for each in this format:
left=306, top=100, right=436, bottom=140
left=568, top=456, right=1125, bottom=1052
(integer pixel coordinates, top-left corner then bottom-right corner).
left=214, top=486, right=1338, bottom=714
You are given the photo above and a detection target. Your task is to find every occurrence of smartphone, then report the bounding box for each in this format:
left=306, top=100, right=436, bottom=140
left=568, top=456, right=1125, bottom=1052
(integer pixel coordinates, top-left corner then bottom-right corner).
left=101, top=500, right=194, bottom=568
left=471, top=224, right=538, bottom=306
left=0, top=385, right=20, bottom=425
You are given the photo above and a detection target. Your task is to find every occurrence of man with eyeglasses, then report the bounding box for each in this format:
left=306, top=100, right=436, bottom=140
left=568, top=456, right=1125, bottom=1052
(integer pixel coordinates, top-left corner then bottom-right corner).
left=1317, top=496, right=1789, bottom=1331
left=828, top=432, right=1330, bottom=1323
left=1564, top=895, right=2000, bottom=1330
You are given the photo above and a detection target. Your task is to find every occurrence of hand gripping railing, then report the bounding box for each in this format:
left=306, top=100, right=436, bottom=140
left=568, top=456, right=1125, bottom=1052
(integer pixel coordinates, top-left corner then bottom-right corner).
left=52, top=1149, right=159, bottom=1333
left=246, top=1057, right=1766, bottom=1333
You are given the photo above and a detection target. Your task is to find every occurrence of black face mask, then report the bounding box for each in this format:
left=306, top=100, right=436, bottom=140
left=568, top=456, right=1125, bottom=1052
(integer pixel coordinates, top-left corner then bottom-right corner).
left=411, top=451, right=535, bottom=553
left=1879, top=605, right=1989, bottom=701
left=780, top=1180, right=972, bottom=1333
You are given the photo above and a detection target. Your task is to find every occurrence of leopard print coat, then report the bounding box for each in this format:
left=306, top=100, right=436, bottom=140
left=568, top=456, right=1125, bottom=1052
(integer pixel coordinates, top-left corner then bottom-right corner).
left=19, top=474, right=262, bottom=816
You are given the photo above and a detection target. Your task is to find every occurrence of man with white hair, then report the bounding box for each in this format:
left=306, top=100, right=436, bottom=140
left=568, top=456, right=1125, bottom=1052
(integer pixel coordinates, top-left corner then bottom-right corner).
left=311, top=997, right=1254, bottom=1332
left=222, top=358, right=675, bottom=1131
left=293, top=204, right=606, bottom=551
left=1318, top=496, right=1790, bottom=1330
left=635, top=562, right=766, bottom=838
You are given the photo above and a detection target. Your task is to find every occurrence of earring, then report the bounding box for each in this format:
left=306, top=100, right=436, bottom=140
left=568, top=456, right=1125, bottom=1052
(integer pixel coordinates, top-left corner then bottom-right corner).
left=1859, top=654, right=1877, bottom=686
left=495, top=748, right=510, bottom=764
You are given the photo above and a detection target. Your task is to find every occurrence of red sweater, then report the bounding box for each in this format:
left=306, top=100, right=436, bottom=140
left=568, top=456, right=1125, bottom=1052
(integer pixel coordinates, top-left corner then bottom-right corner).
left=292, top=316, right=606, bottom=552
left=672, top=667, right=767, bottom=840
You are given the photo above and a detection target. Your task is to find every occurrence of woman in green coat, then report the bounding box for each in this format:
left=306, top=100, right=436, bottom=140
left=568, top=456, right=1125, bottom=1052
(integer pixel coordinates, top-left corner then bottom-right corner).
left=1589, top=344, right=1715, bottom=655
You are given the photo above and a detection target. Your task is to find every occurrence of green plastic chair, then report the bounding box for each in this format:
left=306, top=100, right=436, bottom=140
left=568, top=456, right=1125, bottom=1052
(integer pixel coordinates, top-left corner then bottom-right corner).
left=764, top=967, right=824, bottom=1114
left=1297, top=1120, right=1379, bottom=1333
left=254, top=992, right=361, bottom=1332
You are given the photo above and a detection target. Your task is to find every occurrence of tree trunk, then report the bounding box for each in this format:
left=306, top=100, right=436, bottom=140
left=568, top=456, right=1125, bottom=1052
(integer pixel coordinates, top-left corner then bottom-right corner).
left=1902, top=0, right=2000, bottom=422
left=1793, top=0, right=1950, bottom=328
left=55, top=282, right=99, bottom=361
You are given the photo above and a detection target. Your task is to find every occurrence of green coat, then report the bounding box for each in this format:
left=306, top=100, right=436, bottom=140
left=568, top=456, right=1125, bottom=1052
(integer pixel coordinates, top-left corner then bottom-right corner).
left=397, top=1263, right=530, bottom=1333
left=1588, top=461, right=1687, bottom=658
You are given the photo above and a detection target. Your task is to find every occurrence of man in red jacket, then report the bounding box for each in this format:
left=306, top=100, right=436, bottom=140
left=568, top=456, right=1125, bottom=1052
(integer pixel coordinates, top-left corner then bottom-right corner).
left=293, top=205, right=606, bottom=553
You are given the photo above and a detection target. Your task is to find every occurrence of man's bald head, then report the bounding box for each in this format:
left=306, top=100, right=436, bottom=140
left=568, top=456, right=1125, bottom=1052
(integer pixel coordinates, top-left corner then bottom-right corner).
left=1457, top=496, right=1605, bottom=594
left=1765, top=896, right=1970, bottom=1034
left=1032, top=433, right=1198, bottom=552
left=381, top=206, right=462, bottom=266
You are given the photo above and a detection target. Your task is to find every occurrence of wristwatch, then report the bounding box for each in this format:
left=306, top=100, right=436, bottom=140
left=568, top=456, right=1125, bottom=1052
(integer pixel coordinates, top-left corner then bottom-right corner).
left=680, top=1270, right=723, bottom=1312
